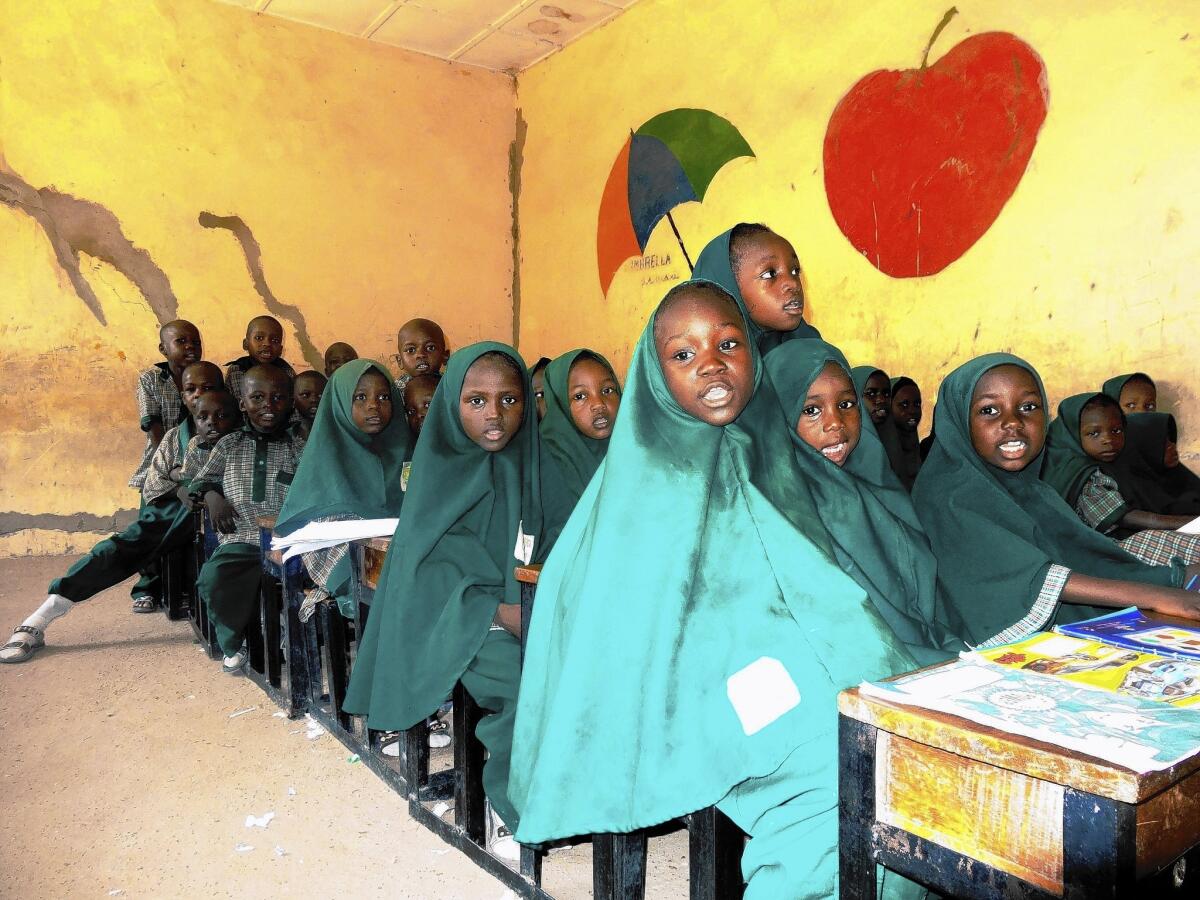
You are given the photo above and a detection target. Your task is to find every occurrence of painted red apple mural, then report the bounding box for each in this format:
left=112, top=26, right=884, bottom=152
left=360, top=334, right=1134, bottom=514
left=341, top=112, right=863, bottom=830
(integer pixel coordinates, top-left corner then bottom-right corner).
left=823, top=8, right=1049, bottom=278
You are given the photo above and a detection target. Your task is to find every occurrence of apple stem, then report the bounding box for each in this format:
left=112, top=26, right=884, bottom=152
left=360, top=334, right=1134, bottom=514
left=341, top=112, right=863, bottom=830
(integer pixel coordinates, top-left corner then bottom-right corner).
left=920, top=6, right=959, bottom=68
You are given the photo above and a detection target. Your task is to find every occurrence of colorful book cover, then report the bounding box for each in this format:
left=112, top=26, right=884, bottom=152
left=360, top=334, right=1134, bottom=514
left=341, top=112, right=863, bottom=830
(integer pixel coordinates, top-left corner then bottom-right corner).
left=860, top=661, right=1200, bottom=772
left=1054, top=608, right=1200, bottom=662
left=969, top=632, right=1200, bottom=707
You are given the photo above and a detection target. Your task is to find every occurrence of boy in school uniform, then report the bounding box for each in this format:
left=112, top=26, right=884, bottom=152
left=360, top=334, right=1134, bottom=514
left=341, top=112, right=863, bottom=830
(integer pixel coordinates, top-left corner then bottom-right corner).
left=0, top=368, right=236, bottom=664
left=225, top=315, right=296, bottom=401
left=394, top=318, right=449, bottom=394
left=293, top=371, right=327, bottom=439
left=324, top=342, right=358, bottom=377
left=193, top=365, right=306, bottom=672
left=128, top=319, right=203, bottom=609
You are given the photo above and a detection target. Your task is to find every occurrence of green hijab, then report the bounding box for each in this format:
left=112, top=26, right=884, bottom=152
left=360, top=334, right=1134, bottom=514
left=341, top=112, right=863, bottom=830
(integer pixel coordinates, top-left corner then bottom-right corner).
left=511, top=281, right=914, bottom=843
left=343, top=343, right=569, bottom=731
left=881, top=376, right=922, bottom=491
left=912, top=354, right=1181, bottom=647
left=538, top=349, right=618, bottom=506
left=1040, top=393, right=1110, bottom=510
left=275, top=360, right=413, bottom=535
left=1102, top=372, right=1154, bottom=404
left=764, top=341, right=966, bottom=665
left=692, top=226, right=822, bottom=351
left=1108, top=412, right=1200, bottom=516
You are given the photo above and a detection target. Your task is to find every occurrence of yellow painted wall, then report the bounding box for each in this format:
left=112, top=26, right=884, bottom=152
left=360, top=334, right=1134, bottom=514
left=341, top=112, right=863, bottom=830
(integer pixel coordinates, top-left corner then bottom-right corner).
left=0, top=0, right=516, bottom=555
left=515, top=0, right=1200, bottom=453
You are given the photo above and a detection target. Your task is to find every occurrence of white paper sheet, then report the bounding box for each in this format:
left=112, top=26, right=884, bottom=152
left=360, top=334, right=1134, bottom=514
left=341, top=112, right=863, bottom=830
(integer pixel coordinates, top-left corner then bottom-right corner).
left=1177, top=516, right=1200, bottom=535
left=271, top=518, right=398, bottom=560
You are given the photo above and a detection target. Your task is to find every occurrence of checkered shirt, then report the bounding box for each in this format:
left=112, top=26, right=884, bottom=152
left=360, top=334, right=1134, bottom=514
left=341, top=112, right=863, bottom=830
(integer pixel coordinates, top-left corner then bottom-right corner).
left=190, top=425, right=306, bottom=545
left=301, top=515, right=357, bottom=600
left=1119, top=529, right=1200, bottom=567
left=141, top=423, right=190, bottom=504
left=225, top=357, right=297, bottom=402
left=129, top=364, right=183, bottom=489
left=1074, top=469, right=1129, bottom=534
left=977, top=564, right=1071, bottom=649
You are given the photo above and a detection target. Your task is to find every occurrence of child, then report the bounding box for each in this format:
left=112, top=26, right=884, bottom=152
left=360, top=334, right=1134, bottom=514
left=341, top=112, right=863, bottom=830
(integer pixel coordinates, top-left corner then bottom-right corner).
left=912, top=354, right=1200, bottom=650
left=692, top=223, right=821, bottom=353
left=0, top=371, right=234, bottom=663
left=293, top=371, right=327, bottom=438
left=275, top=360, right=412, bottom=622
left=1042, top=393, right=1200, bottom=565
left=402, top=373, right=439, bottom=436
left=511, top=281, right=922, bottom=899
left=344, top=343, right=570, bottom=863
left=885, top=376, right=923, bottom=491
left=324, top=342, right=358, bottom=377
left=1109, top=412, right=1200, bottom=516
left=225, top=315, right=296, bottom=401
left=529, top=356, right=551, bottom=421
left=851, top=365, right=892, bottom=429
left=765, top=341, right=966, bottom=664
left=1103, top=372, right=1157, bottom=413
left=539, top=349, right=621, bottom=507
left=394, top=317, right=449, bottom=393
left=193, top=364, right=306, bottom=672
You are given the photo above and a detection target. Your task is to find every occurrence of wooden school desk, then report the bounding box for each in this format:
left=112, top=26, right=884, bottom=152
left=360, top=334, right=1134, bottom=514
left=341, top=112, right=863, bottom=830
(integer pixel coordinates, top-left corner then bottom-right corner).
left=838, top=665, right=1200, bottom=898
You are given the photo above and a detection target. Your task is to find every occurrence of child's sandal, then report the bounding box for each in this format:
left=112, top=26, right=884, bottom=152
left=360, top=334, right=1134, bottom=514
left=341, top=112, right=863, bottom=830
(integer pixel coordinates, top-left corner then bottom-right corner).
left=131, top=596, right=157, bottom=614
left=0, top=626, right=45, bottom=664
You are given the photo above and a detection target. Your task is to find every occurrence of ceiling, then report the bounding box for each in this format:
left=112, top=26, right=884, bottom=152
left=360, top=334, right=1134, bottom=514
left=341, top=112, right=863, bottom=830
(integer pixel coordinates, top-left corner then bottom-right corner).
left=215, top=0, right=640, bottom=73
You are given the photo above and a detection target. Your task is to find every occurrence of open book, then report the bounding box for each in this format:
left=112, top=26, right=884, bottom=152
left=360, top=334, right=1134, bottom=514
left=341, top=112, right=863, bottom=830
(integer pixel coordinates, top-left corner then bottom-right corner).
left=271, top=518, right=398, bottom=561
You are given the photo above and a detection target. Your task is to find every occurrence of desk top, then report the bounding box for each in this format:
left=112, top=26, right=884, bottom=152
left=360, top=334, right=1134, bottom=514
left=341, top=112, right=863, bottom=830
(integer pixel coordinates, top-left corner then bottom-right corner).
left=515, top=564, right=542, bottom=585
left=839, top=682, right=1200, bottom=804
left=257, top=515, right=277, bottom=530
left=358, top=537, right=391, bottom=552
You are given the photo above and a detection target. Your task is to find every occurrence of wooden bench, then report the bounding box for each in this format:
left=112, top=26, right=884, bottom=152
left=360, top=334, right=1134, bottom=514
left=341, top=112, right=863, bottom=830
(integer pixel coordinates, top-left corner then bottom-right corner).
left=249, top=515, right=310, bottom=718
left=838, top=675, right=1200, bottom=898
left=188, top=509, right=221, bottom=659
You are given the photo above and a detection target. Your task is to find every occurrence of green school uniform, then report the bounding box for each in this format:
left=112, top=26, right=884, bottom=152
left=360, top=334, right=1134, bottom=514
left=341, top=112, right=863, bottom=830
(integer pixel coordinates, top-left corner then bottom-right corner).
left=275, top=360, right=414, bottom=613
left=1109, top=412, right=1200, bottom=517
left=912, top=354, right=1184, bottom=648
left=692, top=228, right=822, bottom=351
left=764, top=342, right=966, bottom=665
left=51, top=419, right=195, bottom=604
left=538, top=349, right=618, bottom=507
left=1041, top=393, right=1112, bottom=508
left=1101, top=372, right=1153, bottom=405
left=852, top=365, right=905, bottom=471
left=343, top=342, right=570, bottom=829
left=883, top=376, right=922, bottom=491
left=510, top=282, right=917, bottom=898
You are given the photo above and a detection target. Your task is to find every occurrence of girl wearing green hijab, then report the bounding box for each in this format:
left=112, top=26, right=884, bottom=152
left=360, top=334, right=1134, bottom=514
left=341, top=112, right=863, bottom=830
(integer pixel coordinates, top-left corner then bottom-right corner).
left=538, top=349, right=621, bottom=507
left=511, top=281, right=922, bottom=899
left=692, top=224, right=822, bottom=352
left=1042, top=394, right=1200, bottom=568
left=343, top=343, right=569, bottom=861
left=1110, top=412, right=1200, bottom=517
left=912, top=354, right=1200, bottom=650
left=883, top=376, right=923, bottom=491
left=275, top=360, right=413, bottom=619
left=765, top=341, right=966, bottom=666
left=1102, top=371, right=1158, bottom=414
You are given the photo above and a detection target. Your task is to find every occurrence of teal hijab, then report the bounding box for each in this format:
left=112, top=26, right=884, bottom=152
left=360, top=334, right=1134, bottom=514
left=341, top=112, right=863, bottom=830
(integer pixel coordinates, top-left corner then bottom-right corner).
left=511, top=281, right=915, bottom=843
left=344, top=343, right=569, bottom=731
left=912, top=354, right=1181, bottom=647
left=275, top=360, right=413, bottom=535
left=1102, top=372, right=1153, bottom=404
left=885, top=375, right=923, bottom=491
left=1109, top=413, right=1200, bottom=516
left=765, top=341, right=966, bottom=665
left=538, top=349, right=618, bottom=506
left=1040, top=392, right=1110, bottom=510
left=692, top=227, right=822, bottom=351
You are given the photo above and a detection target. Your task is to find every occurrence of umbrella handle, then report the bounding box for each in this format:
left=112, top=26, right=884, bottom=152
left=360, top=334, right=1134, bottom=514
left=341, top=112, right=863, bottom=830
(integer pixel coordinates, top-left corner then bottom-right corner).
left=665, top=210, right=694, bottom=273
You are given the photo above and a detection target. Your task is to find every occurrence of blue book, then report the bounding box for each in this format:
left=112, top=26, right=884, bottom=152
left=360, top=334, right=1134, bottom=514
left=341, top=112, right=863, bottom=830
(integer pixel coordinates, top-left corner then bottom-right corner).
left=1055, top=608, right=1200, bottom=662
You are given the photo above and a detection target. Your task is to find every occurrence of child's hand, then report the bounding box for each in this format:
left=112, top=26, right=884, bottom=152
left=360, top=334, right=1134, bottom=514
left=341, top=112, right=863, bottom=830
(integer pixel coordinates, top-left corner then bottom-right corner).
left=1151, top=590, right=1200, bottom=621
left=169, top=465, right=183, bottom=481
left=204, top=491, right=238, bottom=533
left=176, top=485, right=195, bottom=509
left=492, top=602, right=522, bottom=639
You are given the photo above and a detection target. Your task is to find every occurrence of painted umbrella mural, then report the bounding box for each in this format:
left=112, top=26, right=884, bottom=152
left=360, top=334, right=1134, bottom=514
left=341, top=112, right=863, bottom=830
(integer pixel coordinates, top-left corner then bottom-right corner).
left=597, top=108, right=754, bottom=295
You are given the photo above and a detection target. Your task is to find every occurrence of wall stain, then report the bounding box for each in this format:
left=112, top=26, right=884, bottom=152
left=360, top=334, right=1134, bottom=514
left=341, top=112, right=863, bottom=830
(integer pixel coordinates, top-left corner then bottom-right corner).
left=198, top=212, right=322, bottom=370
left=0, top=157, right=179, bottom=325
left=0, top=508, right=138, bottom=536
left=509, top=105, right=527, bottom=349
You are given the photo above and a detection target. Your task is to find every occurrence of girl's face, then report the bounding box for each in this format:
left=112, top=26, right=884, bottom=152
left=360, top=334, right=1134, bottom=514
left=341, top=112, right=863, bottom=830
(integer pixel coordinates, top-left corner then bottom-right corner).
left=969, top=365, right=1046, bottom=472
left=732, top=231, right=806, bottom=333
left=460, top=356, right=525, bottom=451
left=655, top=290, right=754, bottom=426
left=862, top=372, right=892, bottom=425
left=1119, top=379, right=1157, bottom=414
left=567, top=357, right=621, bottom=440
left=351, top=370, right=393, bottom=435
left=531, top=366, right=548, bottom=421
left=1079, top=404, right=1125, bottom=463
left=891, top=383, right=922, bottom=433
left=1165, top=441, right=1180, bottom=469
left=794, top=361, right=861, bottom=467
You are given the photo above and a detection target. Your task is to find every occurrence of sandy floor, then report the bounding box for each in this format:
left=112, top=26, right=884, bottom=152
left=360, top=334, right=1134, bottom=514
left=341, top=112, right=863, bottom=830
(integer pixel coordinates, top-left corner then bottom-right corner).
left=0, top=555, right=692, bottom=900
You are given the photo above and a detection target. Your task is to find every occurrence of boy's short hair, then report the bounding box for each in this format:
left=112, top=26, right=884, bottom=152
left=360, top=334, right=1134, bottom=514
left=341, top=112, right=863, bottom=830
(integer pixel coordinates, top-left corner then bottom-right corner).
left=201, top=390, right=241, bottom=415
left=242, top=363, right=292, bottom=397
left=182, top=360, right=225, bottom=387
left=295, top=370, right=327, bottom=386
left=404, top=372, right=441, bottom=395
left=728, top=222, right=774, bottom=274
left=246, top=315, right=282, bottom=337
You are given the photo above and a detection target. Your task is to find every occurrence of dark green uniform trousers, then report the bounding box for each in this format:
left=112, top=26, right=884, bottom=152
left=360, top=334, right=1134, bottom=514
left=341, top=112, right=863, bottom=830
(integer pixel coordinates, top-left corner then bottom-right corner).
left=196, top=542, right=262, bottom=657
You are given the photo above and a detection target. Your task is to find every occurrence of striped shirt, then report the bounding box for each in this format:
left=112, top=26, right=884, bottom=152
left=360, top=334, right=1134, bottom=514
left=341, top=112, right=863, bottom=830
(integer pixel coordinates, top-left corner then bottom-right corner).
left=977, top=564, right=1071, bottom=648
left=142, top=422, right=191, bottom=504
left=130, top=364, right=183, bottom=489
